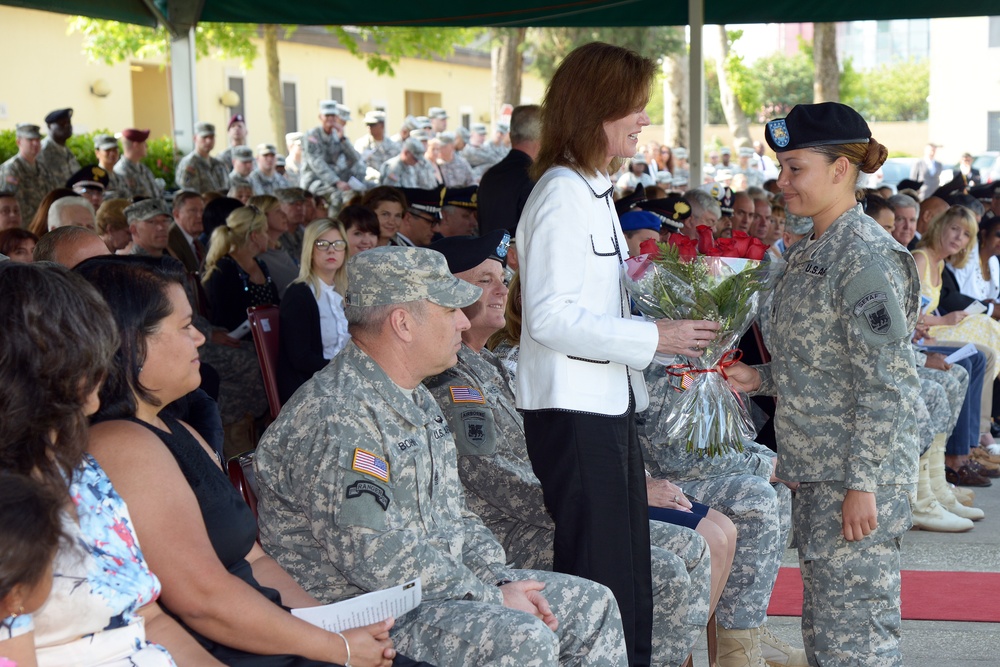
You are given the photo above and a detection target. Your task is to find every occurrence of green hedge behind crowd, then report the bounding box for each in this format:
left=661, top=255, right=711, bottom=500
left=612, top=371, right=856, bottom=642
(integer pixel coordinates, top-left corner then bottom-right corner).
left=0, top=129, right=180, bottom=191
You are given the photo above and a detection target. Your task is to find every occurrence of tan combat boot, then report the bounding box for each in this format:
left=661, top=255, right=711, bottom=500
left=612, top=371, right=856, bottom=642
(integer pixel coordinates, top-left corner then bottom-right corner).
left=717, top=626, right=767, bottom=667
left=912, top=446, right=974, bottom=532
left=928, top=434, right=985, bottom=520
left=758, top=623, right=808, bottom=666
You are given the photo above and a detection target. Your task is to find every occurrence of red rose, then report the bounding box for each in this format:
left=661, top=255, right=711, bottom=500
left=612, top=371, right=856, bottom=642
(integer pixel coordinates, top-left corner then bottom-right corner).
left=730, top=231, right=752, bottom=258
left=696, top=225, right=718, bottom=255
left=638, top=238, right=661, bottom=258
left=666, top=234, right=698, bottom=262
left=746, top=238, right=769, bottom=260
left=716, top=237, right=738, bottom=257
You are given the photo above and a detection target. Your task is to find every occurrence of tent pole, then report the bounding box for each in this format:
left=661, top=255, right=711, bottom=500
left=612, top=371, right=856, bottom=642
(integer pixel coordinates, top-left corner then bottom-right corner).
left=170, top=27, right=199, bottom=155
left=688, top=0, right=704, bottom=187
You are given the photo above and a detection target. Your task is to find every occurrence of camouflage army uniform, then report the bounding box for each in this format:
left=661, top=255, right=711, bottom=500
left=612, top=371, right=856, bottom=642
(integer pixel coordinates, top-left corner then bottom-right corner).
left=734, top=166, right=766, bottom=189
left=439, top=154, right=475, bottom=187
left=255, top=342, right=628, bottom=667
left=216, top=145, right=240, bottom=167
left=379, top=155, right=438, bottom=190
left=36, top=136, right=80, bottom=187
left=355, top=134, right=401, bottom=171
left=752, top=204, right=920, bottom=667
left=247, top=169, right=289, bottom=196
left=300, top=127, right=367, bottom=209
left=0, top=155, right=54, bottom=222
left=914, top=361, right=967, bottom=454
left=463, top=144, right=498, bottom=181
left=639, top=366, right=792, bottom=631
left=114, top=157, right=163, bottom=199
left=175, top=151, right=229, bottom=194
left=425, top=345, right=711, bottom=666
left=103, top=167, right=130, bottom=199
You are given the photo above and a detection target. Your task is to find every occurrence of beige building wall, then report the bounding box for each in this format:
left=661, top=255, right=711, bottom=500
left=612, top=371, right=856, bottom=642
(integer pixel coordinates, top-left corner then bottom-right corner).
left=0, top=6, right=545, bottom=151
left=0, top=7, right=134, bottom=135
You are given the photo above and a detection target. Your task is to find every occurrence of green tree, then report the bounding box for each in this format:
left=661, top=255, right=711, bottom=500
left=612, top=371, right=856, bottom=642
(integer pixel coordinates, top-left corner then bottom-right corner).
left=844, top=58, right=930, bottom=122
left=330, top=27, right=476, bottom=76
left=526, top=27, right=684, bottom=82
left=750, top=50, right=813, bottom=121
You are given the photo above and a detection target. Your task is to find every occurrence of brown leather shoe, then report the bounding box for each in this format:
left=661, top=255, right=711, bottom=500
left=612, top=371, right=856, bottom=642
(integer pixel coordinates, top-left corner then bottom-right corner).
left=972, top=446, right=1000, bottom=465
left=967, top=458, right=1000, bottom=478
left=947, top=465, right=993, bottom=487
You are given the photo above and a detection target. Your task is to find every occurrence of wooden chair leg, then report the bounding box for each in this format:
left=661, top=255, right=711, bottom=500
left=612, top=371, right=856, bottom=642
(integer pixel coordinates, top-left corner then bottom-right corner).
left=706, top=612, right=718, bottom=667
left=681, top=653, right=694, bottom=667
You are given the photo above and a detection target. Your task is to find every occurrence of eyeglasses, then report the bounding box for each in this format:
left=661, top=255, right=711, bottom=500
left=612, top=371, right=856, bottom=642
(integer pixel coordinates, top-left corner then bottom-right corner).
left=315, top=239, right=347, bottom=252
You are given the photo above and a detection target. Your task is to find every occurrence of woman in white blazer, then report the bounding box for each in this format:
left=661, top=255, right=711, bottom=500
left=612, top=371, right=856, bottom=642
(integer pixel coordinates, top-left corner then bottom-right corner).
left=516, top=42, right=720, bottom=666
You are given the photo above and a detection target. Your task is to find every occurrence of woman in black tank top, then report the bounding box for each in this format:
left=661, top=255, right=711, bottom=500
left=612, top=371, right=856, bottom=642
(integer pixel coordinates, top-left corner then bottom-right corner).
left=79, top=257, right=434, bottom=667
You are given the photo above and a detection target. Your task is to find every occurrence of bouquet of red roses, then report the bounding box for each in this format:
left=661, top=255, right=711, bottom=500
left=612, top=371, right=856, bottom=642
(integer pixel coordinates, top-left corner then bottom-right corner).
left=623, top=226, right=784, bottom=455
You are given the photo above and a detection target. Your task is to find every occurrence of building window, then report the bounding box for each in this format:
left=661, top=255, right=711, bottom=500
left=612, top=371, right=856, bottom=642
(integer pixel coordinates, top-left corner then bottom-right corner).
left=990, top=17, right=1000, bottom=48
left=227, top=76, right=245, bottom=119
left=329, top=85, right=344, bottom=104
left=461, top=113, right=471, bottom=130
left=404, top=90, right=442, bottom=117
left=283, top=82, right=297, bottom=133
left=988, top=112, right=1000, bottom=152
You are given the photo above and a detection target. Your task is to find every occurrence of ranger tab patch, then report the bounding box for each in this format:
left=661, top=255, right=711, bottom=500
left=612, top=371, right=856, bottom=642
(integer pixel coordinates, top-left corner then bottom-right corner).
left=346, top=480, right=390, bottom=510
left=449, top=386, right=486, bottom=403
left=352, top=448, right=390, bottom=482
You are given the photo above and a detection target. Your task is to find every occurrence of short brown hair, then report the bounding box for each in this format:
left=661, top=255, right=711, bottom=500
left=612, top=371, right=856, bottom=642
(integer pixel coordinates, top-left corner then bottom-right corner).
left=533, top=42, right=656, bottom=179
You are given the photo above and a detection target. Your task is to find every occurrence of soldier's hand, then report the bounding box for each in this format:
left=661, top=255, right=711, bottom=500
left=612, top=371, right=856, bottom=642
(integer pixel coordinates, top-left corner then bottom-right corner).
left=210, top=330, right=242, bottom=348
left=924, top=352, right=952, bottom=371
left=645, top=477, right=693, bottom=511
left=500, top=580, right=559, bottom=631
left=343, top=619, right=396, bottom=667
left=723, top=361, right=761, bottom=393
left=841, top=489, right=878, bottom=542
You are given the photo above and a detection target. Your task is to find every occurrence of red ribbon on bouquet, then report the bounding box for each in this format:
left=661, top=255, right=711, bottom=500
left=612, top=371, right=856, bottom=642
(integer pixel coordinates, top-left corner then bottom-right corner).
left=665, top=349, right=745, bottom=397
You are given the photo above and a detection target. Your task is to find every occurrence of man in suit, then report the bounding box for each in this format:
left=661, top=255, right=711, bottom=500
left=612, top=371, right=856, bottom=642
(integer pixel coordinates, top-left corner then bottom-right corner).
left=477, top=105, right=540, bottom=240
left=911, top=143, right=943, bottom=200
left=168, top=190, right=207, bottom=273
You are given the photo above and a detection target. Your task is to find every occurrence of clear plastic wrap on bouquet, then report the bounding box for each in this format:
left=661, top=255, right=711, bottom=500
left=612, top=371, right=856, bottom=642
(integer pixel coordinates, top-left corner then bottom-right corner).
left=623, top=239, right=785, bottom=456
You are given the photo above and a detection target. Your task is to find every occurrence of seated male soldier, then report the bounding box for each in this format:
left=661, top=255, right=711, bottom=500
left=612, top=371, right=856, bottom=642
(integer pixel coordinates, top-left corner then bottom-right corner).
left=255, top=246, right=629, bottom=667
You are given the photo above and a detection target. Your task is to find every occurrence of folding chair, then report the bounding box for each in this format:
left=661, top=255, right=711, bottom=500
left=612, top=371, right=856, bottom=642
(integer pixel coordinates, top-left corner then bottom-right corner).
left=227, top=450, right=259, bottom=521
left=247, top=304, right=282, bottom=420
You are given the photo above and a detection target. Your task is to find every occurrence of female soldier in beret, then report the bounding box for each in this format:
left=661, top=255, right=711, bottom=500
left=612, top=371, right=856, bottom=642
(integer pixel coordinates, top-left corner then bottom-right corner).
left=727, top=103, right=920, bottom=667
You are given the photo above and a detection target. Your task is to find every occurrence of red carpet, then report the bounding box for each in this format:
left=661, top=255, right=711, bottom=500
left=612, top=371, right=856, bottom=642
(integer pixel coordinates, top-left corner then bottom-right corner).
left=767, top=567, right=1000, bottom=622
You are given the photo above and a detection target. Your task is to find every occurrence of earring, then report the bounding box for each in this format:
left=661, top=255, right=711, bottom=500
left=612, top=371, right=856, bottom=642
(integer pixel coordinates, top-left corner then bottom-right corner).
left=7, top=604, right=24, bottom=618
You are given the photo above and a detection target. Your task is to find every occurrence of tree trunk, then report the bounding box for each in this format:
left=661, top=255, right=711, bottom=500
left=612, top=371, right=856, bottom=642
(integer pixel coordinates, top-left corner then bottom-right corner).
left=491, top=28, right=526, bottom=123
left=663, top=52, right=689, bottom=148
left=813, top=23, right=840, bottom=103
left=715, top=25, right=751, bottom=148
left=263, top=25, right=285, bottom=147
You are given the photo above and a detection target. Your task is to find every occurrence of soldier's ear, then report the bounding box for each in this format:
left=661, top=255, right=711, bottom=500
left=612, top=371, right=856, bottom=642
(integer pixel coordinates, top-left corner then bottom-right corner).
left=387, top=306, right=415, bottom=343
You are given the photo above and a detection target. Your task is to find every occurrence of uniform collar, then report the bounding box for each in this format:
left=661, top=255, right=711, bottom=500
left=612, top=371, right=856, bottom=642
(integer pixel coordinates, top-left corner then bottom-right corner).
left=339, top=342, right=431, bottom=428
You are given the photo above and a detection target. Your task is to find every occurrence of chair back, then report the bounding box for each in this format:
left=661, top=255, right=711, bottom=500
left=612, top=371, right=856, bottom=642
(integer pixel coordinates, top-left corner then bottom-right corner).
left=247, top=304, right=282, bottom=420
left=227, top=450, right=259, bottom=521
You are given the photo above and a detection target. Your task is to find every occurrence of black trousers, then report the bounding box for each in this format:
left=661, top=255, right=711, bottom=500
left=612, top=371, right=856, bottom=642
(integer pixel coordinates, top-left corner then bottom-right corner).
left=523, top=406, right=653, bottom=667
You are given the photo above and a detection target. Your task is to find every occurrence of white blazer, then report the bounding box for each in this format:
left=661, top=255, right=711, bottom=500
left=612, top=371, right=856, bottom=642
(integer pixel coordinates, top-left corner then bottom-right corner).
left=516, top=165, right=659, bottom=415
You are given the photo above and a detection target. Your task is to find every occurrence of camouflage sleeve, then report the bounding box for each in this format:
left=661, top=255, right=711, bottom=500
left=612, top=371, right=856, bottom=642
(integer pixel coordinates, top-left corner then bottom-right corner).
left=751, top=362, right=776, bottom=396
left=838, top=260, right=915, bottom=491
left=457, top=508, right=515, bottom=589
left=175, top=158, right=196, bottom=191
left=303, top=132, right=343, bottom=185
left=304, top=406, right=504, bottom=604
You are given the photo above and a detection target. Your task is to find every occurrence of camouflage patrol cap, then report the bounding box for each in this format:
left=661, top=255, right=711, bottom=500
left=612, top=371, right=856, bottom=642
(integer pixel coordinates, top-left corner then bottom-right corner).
left=346, top=246, right=481, bottom=308
left=94, top=134, right=119, bottom=151
left=123, top=198, right=172, bottom=223
left=274, top=187, right=308, bottom=203
left=195, top=122, right=216, bottom=137
left=15, top=124, right=41, bottom=139
left=232, top=146, right=254, bottom=161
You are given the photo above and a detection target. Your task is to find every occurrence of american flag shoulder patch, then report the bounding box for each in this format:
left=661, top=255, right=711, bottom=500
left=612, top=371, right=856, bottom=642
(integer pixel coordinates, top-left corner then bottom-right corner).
left=449, top=386, right=485, bottom=403
left=351, top=448, right=390, bottom=482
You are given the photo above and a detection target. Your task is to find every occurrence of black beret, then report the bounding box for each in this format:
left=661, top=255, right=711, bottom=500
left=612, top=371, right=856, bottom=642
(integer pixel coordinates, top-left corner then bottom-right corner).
left=615, top=183, right=646, bottom=218
left=765, top=102, right=871, bottom=153
left=442, top=185, right=478, bottom=209
left=400, top=186, right=444, bottom=220
left=44, top=108, right=73, bottom=125
left=429, top=229, right=510, bottom=274
left=970, top=182, right=1000, bottom=201
left=931, top=174, right=968, bottom=200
